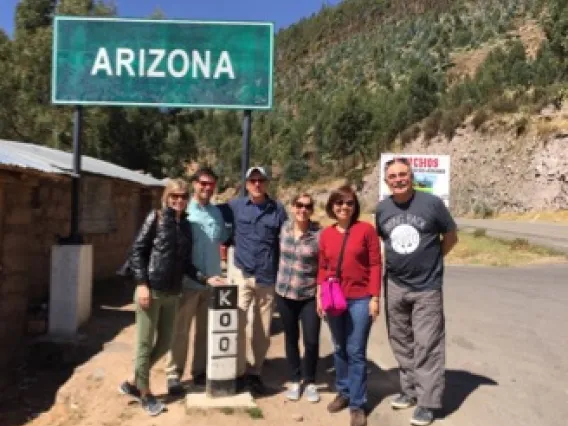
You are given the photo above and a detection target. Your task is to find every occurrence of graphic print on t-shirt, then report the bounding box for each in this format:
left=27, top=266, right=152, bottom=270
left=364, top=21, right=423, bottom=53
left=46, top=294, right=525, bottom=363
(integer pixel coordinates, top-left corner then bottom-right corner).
left=390, top=223, right=420, bottom=254
left=383, top=213, right=426, bottom=256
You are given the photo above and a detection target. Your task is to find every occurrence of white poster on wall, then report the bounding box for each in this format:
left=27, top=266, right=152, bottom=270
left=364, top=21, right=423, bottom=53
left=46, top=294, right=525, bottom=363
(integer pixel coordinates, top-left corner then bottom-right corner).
left=379, top=153, right=451, bottom=207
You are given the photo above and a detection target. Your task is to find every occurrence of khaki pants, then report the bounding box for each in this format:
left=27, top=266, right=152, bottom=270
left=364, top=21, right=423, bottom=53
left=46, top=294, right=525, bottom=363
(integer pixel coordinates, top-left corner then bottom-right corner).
left=165, top=288, right=209, bottom=380
left=234, top=267, right=275, bottom=377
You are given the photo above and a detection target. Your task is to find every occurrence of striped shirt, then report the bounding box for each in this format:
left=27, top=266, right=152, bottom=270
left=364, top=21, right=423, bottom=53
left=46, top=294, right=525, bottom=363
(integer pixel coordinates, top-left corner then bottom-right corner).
left=275, top=220, right=321, bottom=300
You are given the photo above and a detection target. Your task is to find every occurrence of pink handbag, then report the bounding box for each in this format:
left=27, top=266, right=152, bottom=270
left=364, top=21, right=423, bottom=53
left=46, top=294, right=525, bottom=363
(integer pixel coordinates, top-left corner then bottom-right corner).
left=320, top=228, right=350, bottom=316
left=321, top=277, right=347, bottom=316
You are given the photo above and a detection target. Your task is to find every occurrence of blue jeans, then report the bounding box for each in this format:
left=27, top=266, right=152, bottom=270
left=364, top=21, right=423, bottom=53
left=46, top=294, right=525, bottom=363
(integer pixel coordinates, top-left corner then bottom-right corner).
left=327, top=297, right=372, bottom=409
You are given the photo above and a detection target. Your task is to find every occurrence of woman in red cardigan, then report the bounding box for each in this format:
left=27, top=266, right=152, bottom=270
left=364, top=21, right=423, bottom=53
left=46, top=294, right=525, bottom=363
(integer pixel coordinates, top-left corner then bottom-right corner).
left=317, top=185, right=381, bottom=426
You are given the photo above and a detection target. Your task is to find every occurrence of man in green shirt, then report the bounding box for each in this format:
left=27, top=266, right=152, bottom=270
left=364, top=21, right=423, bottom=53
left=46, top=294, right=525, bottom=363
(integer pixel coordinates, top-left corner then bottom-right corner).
left=165, top=167, right=229, bottom=395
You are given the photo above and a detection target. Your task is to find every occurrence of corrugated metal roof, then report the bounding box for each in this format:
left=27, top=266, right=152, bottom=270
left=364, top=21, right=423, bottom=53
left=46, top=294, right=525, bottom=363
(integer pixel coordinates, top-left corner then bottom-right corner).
left=0, top=139, right=164, bottom=186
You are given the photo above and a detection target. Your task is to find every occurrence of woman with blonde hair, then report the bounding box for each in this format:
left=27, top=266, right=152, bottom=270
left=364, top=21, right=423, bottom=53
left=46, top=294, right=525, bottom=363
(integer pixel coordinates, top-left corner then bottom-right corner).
left=118, top=178, right=224, bottom=416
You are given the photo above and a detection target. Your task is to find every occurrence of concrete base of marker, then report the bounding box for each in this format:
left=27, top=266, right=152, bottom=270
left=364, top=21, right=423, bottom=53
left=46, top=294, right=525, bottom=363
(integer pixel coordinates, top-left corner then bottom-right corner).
left=185, top=391, right=257, bottom=412
left=49, top=244, right=93, bottom=336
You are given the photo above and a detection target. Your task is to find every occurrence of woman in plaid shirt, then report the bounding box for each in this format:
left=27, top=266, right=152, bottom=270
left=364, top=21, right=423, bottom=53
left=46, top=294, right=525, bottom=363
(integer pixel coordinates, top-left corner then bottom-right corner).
left=275, top=193, right=322, bottom=403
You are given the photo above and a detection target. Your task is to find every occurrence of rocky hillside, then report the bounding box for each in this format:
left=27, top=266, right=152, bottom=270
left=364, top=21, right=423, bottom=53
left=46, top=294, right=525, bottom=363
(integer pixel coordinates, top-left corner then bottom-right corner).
left=360, top=102, right=568, bottom=214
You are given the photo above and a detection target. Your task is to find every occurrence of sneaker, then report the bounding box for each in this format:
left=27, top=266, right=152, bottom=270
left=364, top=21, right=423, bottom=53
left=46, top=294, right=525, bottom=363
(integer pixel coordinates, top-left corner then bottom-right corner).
left=236, top=375, right=247, bottom=393
left=304, top=383, right=320, bottom=403
left=327, top=393, right=349, bottom=413
left=411, top=407, right=434, bottom=426
left=140, top=394, right=165, bottom=416
left=118, top=381, right=141, bottom=402
left=350, top=408, right=367, bottom=426
left=285, top=382, right=301, bottom=401
left=167, top=378, right=185, bottom=396
left=247, top=374, right=266, bottom=395
left=193, top=373, right=206, bottom=387
left=391, top=393, right=417, bottom=409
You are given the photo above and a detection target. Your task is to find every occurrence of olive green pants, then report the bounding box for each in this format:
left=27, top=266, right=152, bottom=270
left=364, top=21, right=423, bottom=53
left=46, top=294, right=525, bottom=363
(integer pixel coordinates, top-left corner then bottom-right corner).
left=134, top=288, right=179, bottom=390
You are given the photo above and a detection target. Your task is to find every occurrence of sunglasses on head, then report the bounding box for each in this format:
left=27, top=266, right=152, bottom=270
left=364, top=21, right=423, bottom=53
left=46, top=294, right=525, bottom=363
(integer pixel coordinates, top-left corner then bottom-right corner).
left=294, top=201, right=313, bottom=210
left=334, top=199, right=355, bottom=207
left=170, top=193, right=189, bottom=200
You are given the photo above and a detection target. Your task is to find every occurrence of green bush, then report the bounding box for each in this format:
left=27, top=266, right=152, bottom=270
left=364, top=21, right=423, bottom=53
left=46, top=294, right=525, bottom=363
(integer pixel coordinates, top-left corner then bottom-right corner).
left=400, top=125, right=421, bottom=145
left=440, top=110, right=462, bottom=140
left=472, top=109, right=490, bottom=129
left=422, top=110, right=443, bottom=140
left=490, top=96, right=518, bottom=113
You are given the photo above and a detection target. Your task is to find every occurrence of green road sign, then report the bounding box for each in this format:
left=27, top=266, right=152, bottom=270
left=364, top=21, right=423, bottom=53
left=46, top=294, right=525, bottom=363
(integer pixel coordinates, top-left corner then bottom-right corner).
left=52, top=16, right=274, bottom=110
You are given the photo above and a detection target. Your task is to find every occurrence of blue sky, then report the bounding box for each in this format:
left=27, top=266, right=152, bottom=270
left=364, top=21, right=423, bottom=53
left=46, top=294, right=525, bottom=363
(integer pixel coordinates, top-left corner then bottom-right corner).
left=0, top=0, right=342, bottom=37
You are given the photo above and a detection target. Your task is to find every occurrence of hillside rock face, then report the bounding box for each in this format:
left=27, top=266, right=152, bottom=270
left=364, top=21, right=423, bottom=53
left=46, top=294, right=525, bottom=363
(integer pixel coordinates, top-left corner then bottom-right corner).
left=361, top=112, right=568, bottom=215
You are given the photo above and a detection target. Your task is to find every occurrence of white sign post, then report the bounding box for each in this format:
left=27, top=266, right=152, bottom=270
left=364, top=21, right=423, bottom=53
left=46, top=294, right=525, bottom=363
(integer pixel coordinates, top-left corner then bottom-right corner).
left=206, top=285, right=238, bottom=397
left=379, top=153, right=451, bottom=207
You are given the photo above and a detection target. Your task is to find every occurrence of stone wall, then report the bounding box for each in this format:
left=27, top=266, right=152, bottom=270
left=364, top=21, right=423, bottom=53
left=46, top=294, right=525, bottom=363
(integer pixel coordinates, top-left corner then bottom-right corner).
left=0, top=169, right=162, bottom=369
left=0, top=175, right=34, bottom=368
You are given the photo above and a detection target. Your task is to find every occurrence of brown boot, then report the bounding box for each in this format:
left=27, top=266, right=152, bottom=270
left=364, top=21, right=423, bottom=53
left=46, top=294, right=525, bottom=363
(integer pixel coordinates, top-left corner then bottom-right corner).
left=327, top=394, right=349, bottom=413
left=350, top=408, right=367, bottom=426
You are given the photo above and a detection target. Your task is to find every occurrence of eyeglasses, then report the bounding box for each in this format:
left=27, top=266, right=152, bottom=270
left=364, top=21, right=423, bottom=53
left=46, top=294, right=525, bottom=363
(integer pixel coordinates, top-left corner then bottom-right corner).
left=198, top=180, right=216, bottom=187
left=170, top=193, right=189, bottom=200
left=387, top=171, right=410, bottom=180
left=334, top=200, right=355, bottom=207
left=248, top=178, right=266, bottom=185
left=294, top=202, right=313, bottom=210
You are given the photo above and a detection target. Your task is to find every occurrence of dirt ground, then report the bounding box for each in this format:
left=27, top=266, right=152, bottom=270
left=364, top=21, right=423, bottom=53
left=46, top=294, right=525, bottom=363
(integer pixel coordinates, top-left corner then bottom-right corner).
left=0, top=280, right=399, bottom=426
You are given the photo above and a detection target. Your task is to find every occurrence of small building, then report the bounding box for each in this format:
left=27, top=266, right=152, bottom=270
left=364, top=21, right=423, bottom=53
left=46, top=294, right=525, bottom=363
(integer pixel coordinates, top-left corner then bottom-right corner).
left=0, top=139, right=164, bottom=369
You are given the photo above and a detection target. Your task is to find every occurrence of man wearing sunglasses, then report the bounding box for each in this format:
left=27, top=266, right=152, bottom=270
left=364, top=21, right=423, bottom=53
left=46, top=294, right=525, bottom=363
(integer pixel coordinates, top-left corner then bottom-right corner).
left=228, top=166, right=288, bottom=395
left=165, top=166, right=228, bottom=395
left=375, top=158, right=458, bottom=426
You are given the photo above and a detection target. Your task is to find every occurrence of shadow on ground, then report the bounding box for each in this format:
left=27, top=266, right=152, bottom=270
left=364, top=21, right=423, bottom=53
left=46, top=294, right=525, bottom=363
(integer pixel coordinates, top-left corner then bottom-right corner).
left=440, top=370, right=498, bottom=418
left=0, top=277, right=136, bottom=426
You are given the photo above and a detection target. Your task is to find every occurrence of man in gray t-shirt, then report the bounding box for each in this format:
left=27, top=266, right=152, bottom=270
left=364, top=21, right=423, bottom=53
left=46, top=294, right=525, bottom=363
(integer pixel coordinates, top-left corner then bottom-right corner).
left=375, top=158, right=458, bottom=426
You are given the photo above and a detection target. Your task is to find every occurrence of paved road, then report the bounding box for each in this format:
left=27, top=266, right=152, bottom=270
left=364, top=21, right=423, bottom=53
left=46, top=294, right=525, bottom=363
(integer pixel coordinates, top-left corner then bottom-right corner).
left=456, top=218, right=568, bottom=254
left=323, top=264, right=568, bottom=426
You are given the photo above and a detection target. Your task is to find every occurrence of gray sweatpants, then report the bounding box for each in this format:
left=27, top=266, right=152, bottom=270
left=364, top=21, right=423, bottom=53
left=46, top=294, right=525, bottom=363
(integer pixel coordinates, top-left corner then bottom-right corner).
left=386, top=280, right=445, bottom=409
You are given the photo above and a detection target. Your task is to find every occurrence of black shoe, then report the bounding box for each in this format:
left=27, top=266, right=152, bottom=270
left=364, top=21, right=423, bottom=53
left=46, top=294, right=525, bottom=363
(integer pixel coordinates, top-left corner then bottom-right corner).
left=167, top=378, right=185, bottom=396
left=411, top=407, right=435, bottom=426
left=236, top=375, right=247, bottom=393
left=118, top=381, right=141, bottom=401
left=193, top=373, right=206, bottom=387
left=246, top=374, right=266, bottom=395
left=140, top=394, right=165, bottom=416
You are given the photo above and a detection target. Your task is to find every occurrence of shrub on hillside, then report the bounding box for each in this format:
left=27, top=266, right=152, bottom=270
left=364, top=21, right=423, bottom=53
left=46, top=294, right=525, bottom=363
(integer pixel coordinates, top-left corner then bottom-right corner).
left=422, top=110, right=443, bottom=140
left=400, top=125, right=420, bottom=145
left=440, top=110, right=461, bottom=140
left=471, top=109, right=489, bottom=130
left=490, top=96, right=518, bottom=113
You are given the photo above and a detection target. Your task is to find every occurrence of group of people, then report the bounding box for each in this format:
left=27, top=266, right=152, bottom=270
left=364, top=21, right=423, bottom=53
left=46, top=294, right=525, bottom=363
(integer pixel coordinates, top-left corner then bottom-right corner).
left=118, top=158, right=458, bottom=426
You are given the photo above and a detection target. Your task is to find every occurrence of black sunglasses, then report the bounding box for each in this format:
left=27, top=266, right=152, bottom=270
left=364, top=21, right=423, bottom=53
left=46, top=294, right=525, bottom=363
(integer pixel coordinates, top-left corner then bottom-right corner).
left=294, top=201, right=313, bottom=210
left=334, top=200, right=355, bottom=207
left=170, top=193, right=189, bottom=200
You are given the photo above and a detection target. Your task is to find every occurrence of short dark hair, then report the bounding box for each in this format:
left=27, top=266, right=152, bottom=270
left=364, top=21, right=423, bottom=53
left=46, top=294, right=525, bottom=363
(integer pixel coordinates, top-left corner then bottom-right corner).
left=325, top=185, right=360, bottom=222
left=192, top=166, right=218, bottom=182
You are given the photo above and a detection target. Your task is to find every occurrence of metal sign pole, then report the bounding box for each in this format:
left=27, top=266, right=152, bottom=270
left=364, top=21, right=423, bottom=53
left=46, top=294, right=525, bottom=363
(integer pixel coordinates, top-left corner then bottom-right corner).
left=240, top=109, right=252, bottom=197
left=61, top=105, right=83, bottom=244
